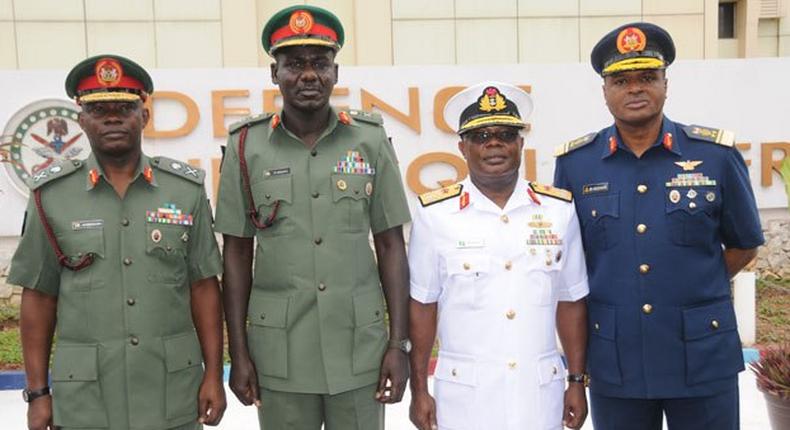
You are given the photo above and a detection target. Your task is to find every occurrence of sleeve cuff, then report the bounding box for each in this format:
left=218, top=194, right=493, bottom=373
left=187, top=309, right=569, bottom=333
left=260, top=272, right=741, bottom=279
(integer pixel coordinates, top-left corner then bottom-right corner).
left=558, top=277, right=589, bottom=302
left=410, top=282, right=439, bottom=304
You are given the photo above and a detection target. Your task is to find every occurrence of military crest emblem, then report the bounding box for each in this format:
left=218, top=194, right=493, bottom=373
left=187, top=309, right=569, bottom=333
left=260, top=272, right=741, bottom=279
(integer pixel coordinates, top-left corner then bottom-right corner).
left=616, top=27, right=647, bottom=53
left=95, top=58, right=123, bottom=87
left=478, top=87, right=507, bottom=112
left=289, top=10, right=314, bottom=34
left=2, top=99, right=89, bottom=196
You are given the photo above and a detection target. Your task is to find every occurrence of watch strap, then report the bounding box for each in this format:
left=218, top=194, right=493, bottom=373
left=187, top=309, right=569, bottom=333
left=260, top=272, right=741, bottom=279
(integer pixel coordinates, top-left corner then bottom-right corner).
left=23, top=386, right=50, bottom=402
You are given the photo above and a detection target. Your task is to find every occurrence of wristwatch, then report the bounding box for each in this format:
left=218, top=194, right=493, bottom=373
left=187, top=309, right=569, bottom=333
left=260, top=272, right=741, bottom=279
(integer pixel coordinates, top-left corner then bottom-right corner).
left=567, top=373, right=590, bottom=387
left=387, top=338, right=412, bottom=354
left=22, top=386, right=50, bottom=403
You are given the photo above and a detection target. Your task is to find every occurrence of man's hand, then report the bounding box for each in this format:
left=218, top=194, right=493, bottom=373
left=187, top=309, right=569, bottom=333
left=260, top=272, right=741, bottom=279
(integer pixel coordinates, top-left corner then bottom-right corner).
left=27, top=395, right=53, bottom=430
left=409, top=390, right=437, bottom=430
left=197, top=374, right=226, bottom=426
left=229, top=353, right=260, bottom=407
left=562, top=384, right=588, bottom=429
left=375, top=348, right=409, bottom=403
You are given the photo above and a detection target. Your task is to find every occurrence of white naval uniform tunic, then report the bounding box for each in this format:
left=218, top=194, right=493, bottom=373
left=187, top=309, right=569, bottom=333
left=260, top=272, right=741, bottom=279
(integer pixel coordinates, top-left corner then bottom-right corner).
left=409, top=178, right=589, bottom=430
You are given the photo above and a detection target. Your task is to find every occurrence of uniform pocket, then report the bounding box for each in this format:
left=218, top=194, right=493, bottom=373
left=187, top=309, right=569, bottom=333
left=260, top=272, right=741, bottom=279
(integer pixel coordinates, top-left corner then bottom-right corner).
left=587, top=302, right=622, bottom=385
left=352, top=289, right=387, bottom=375
left=145, top=224, right=189, bottom=284
left=577, top=193, right=620, bottom=250
left=247, top=293, right=289, bottom=379
left=252, top=175, right=294, bottom=236
left=163, top=331, right=204, bottom=419
left=442, top=254, right=491, bottom=309
left=57, top=228, right=106, bottom=291
left=682, top=300, right=744, bottom=385
left=665, top=190, right=718, bottom=247
left=536, top=352, right=566, bottom=430
left=434, top=351, right=477, bottom=429
left=331, top=174, right=372, bottom=233
left=51, top=344, right=109, bottom=428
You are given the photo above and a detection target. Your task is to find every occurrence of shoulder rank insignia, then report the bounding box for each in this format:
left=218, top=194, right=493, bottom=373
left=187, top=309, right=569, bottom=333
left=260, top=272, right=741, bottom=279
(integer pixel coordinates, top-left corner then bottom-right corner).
left=348, top=109, right=383, bottom=125
left=151, top=156, right=205, bottom=184
left=554, top=132, right=598, bottom=157
left=529, top=182, right=572, bottom=202
left=228, top=112, right=275, bottom=135
left=418, top=183, right=463, bottom=207
left=682, top=125, right=735, bottom=147
left=29, top=159, right=83, bottom=190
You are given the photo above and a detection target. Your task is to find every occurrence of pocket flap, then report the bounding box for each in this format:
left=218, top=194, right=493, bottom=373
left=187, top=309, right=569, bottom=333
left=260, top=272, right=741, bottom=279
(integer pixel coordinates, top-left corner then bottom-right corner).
left=536, top=352, right=566, bottom=386
left=164, top=331, right=203, bottom=372
left=331, top=174, right=372, bottom=202
left=146, top=224, right=189, bottom=255
left=52, top=344, right=99, bottom=382
left=57, top=228, right=105, bottom=259
left=588, top=302, right=616, bottom=340
left=248, top=293, right=289, bottom=328
left=253, top=175, right=293, bottom=207
left=577, top=193, right=619, bottom=224
left=682, top=300, right=737, bottom=341
left=353, top=289, right=385, bottom=326
left=434, top=351, right=477, bottom=386
left=665, top=191, right=715, bottom=216
left=446, top=254, right=491, bottom=276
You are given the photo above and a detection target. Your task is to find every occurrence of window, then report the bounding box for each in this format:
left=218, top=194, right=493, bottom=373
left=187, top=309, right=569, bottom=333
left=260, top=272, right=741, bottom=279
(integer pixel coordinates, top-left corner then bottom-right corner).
left=719, top=2, right=736, bottom=39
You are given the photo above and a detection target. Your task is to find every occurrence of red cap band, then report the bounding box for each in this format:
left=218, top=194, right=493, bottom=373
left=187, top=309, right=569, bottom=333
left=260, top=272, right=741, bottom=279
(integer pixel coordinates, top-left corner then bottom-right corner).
left=76, top=75, right=145, bottom=94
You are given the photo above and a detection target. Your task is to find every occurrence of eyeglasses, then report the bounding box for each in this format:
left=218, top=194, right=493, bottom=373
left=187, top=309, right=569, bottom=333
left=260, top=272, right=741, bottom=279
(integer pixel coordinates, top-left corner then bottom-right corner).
left=462, top=129, right=521, bottom=144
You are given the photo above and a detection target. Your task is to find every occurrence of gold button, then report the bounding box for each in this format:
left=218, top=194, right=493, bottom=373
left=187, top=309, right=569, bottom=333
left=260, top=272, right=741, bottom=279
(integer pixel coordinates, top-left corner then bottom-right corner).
left=711, top=320, right=720, bottom=329
left=337, top=179, right=347, bottom=191
left=310, top=149, right=317, bottom=157
left=594, top=322, right=600, bottom=331
left=637, top=184, right=648, bottom=194
left=463, top=262, right=471, bottom=270
left=508, top=361, right=517, bottom=369
left=639, top=264, right=650, bottom=274
left=451, top=368, right=457, bottom=377
left=130, top=336, right=139, bottom=346
left=123, top=257, right=132, bottom=266
left=318, top=283, right=327, bottom=291
left=591, top=209, right=598, bottom=218
left=314, top=237, right=323, bottom=245
left=126, top=298, right=135, bottom=306
left=506, top=310, right=516, bottom=320
left=265, top=194, right=271, bottom=200
left=260, top=313, right=266, bottom=320
left=689, top=201, right=697, bottom=209
left=636, top=224, right=647, bottom=234
left=121, top=218, right=130, bottom=226
left=504, top=261, right=513, bottom=270
left=166, top=245, right=172, bottom=252
left=500, top=214, right=509, bottom=224
left=642, top=304, right=653, bottom=314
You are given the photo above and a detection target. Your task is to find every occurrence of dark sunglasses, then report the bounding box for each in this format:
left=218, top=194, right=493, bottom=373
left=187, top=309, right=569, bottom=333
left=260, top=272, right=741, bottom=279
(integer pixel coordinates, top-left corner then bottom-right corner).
left=462, top=129, right=521, bottom=144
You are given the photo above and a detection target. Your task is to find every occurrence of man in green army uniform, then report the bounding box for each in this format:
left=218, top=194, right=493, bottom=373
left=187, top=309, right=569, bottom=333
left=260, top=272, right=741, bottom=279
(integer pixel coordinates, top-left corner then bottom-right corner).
left=215, top=5, right=412, bottom=429
left=10, top=55, right=226, bottom=430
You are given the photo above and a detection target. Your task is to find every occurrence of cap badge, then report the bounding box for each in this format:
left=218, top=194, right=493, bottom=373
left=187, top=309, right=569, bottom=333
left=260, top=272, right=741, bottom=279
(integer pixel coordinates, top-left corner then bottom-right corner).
left=478, top=86, right=507, bottom=112
left=95, top=58, right=123, bottom=87
left=616, top=27, right=647, bottom=54
left=289, top=10, right=314, bottom=34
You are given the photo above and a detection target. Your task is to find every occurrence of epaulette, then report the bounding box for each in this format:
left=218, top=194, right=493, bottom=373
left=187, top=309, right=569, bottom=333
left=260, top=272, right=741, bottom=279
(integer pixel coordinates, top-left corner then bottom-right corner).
left=554, top=132, right=598, bottom=157
left=28, top=159, right=84, bottom=190
left=348, top=109, right=383, bottom=125
left=151, top=156, right=205, bottom=184
left=418, top=183, right=463, bottom=207
left=682, top=125, right=735, bottom=147
left=529, top=182, right=572, bottom=203
left=228, top=112, right=274, bottom=134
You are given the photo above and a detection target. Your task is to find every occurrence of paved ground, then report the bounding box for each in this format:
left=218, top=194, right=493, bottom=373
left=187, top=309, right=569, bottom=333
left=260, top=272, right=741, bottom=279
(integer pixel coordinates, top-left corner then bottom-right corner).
left=0, top=371, right=770, bottom=429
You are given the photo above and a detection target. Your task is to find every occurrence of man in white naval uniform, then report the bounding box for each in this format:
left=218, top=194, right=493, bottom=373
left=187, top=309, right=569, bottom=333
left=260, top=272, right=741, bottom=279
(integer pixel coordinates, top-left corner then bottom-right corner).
left=408, top=82, right=590, bottom=430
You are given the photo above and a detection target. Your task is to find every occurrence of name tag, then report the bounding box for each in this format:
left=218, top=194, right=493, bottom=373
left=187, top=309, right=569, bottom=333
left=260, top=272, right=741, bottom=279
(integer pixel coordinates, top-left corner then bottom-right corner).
left=582, top=183, right=609, bottom=195
left=265, top=167, right=291, bottom=177
left=71, top=219, right=104, bottom=230
left=456, top=239, right=485, bottom=249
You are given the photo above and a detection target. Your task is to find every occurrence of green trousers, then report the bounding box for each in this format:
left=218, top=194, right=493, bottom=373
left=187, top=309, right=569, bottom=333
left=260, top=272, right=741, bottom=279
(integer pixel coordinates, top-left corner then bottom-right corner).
left=258, top=383, right=384, bottom=430
left=59, top=423, right=201, bottom=430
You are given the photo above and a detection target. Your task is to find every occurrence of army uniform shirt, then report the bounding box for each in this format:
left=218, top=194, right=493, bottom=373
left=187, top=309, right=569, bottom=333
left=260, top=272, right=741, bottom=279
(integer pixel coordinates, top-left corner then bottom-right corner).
left=409, top=178, right=589, bottom=430
left=9, top=154, right=222, bottom=430
left=554, top=117, right=764, bottom=399
left=214, top=108, right=411, bottom=394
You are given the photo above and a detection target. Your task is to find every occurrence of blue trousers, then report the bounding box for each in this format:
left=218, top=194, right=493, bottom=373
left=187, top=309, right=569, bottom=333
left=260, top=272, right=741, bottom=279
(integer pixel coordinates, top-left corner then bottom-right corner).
left=590, top=386, right=739, bottom=430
